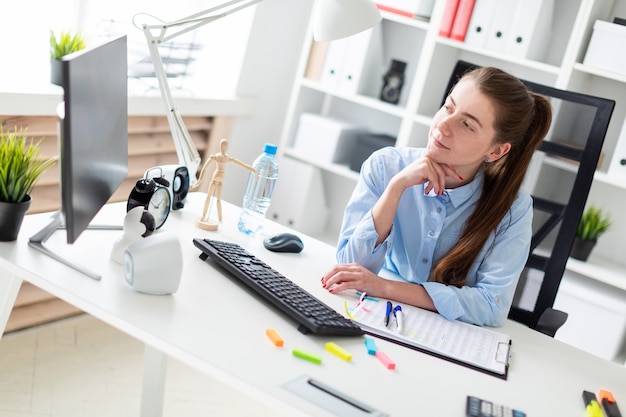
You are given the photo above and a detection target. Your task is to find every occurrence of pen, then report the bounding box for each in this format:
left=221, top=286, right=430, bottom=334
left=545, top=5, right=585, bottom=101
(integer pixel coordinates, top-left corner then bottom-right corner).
left=393, top=305, right=404, bottom=332
left=384, top=301, right=392, bottom=327
left=583, top=390, right=604, bottom=417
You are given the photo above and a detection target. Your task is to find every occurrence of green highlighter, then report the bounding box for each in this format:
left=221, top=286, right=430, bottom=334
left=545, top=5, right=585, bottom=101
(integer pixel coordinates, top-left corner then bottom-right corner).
left=292, top=348, right=322, bottom=365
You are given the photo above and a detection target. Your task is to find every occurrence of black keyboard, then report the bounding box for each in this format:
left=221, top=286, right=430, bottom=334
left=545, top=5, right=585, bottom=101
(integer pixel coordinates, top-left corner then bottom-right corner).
left=193, top=238, right=364, bottom=337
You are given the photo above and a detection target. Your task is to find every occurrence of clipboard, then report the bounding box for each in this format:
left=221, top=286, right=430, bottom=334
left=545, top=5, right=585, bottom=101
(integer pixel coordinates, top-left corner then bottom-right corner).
left=346, top=297, right=511, bottom=380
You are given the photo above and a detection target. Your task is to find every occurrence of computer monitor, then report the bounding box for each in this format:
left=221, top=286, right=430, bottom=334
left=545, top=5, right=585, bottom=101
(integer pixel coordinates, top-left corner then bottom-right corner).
left=29, top=35, right=128, bottom=279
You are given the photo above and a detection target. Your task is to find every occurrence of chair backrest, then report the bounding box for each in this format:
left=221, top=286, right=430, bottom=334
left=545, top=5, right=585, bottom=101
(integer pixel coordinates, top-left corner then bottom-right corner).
left=443, top=61, right=615, bottom=332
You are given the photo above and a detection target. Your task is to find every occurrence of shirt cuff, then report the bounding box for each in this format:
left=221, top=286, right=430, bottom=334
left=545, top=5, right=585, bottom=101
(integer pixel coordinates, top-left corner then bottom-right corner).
left=420, top=282, right=466, bottom=321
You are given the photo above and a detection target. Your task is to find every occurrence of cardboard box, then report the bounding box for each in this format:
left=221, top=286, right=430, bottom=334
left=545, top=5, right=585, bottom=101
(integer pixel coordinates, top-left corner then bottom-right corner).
left=292, top=113, right=367, bottom=164
left=583, top=20, right=626, bottom=76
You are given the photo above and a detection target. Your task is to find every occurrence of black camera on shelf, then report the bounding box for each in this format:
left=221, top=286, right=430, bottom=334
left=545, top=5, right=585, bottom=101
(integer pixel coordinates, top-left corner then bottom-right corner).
left=380, top=59, right=407, bottom=105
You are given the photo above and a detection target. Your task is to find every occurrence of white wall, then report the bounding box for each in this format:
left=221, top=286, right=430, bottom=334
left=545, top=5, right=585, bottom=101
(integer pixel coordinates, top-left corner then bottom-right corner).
left=221, top=0, right=314, bottom=207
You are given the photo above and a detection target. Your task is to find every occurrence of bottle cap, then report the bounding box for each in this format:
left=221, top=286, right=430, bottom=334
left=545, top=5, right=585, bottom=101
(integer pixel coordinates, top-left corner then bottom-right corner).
left=263, top=143, right=278, bottom=155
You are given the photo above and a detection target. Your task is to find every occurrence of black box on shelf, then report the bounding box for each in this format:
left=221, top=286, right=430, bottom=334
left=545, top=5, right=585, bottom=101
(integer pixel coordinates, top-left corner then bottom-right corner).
left=349, top=133, right=396, bottom=172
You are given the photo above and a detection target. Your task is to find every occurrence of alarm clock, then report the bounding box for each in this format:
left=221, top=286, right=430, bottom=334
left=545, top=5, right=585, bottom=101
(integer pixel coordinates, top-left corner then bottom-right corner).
left=127, top=171, right=172, bottom=229
left=145, top=165, right=189, bottom=210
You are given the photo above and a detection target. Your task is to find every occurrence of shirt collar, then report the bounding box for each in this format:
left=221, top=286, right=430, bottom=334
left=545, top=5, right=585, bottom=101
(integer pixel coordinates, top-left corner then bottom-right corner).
left=423, top=169, right=484, bottom=208
left=447, top=169, right=484, bottom=208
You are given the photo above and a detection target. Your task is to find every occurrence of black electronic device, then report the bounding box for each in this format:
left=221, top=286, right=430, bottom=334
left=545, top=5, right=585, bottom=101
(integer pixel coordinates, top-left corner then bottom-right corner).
left=145, top=164, right=189, bottom=210
left=380, top=59, right=406, bottom=105
left=263, top=232, right=304, bottom=253
left=193, top=238, right=364, bottom=336
left=28, top=35, right=128, bottom=279
left=127, top=170, right=172, bottom=229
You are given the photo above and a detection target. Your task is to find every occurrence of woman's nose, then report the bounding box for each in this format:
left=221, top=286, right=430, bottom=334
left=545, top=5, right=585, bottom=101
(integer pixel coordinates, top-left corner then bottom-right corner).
left=438, top=115, right=452, bottom=136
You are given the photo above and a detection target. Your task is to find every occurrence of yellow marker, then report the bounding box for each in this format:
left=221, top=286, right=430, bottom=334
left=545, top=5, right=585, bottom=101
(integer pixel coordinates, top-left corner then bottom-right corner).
left=325, top=341, right=352, bottom=361
left=265, top=328, right=284, bottom=347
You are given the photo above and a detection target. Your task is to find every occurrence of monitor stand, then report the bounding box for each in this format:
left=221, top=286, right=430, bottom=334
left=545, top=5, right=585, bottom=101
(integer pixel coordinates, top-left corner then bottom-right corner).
left=28, top=211, right=122, bottom=281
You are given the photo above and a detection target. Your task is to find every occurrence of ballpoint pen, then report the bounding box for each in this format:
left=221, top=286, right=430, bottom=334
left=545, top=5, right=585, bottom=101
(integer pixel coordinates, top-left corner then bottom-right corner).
left=393, top=305, right=404, bottom=332
left=384, top=301, right=392, bottom=327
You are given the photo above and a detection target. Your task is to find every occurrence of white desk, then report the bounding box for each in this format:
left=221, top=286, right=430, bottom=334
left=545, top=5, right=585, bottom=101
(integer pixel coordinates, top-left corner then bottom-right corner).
left=1, top=192, right=625, bottom=416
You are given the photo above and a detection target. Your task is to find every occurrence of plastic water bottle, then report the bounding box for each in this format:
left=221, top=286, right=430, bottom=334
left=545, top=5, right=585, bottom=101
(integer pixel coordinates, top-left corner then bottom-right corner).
left=238, top=143, right=279, bottom=236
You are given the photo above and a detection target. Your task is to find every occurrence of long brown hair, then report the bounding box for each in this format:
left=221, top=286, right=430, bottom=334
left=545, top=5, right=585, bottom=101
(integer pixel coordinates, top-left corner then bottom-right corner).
left=430, top=67, right=552, bottom=287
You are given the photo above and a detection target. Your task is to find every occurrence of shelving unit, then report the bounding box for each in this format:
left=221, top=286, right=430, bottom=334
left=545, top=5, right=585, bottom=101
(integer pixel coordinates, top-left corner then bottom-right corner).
left=275, top=0, right=626, bottom=361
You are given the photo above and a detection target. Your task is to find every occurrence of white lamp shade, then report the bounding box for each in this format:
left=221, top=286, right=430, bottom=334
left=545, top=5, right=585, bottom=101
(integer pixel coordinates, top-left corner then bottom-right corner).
left=312, top=0, right=382, bottom=42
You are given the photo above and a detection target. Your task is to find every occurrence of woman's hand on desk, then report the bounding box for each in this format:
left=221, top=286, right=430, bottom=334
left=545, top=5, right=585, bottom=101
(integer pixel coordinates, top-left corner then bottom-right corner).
left=321, top=263, right=437, bottom=313
left=322, top=263, right=384, bottom=295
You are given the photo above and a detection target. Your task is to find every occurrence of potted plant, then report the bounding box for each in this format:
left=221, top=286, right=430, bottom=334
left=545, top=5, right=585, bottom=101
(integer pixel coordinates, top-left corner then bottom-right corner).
left=570, top=205, right=612, bottom=261
left=49, top=30, right=86, bottom=85
left=0, top=127, right=56, bottom=241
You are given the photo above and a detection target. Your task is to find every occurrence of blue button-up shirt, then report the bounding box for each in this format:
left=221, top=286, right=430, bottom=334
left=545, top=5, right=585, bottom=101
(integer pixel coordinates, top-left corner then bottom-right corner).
left=336, top=147, right=532, bottom=326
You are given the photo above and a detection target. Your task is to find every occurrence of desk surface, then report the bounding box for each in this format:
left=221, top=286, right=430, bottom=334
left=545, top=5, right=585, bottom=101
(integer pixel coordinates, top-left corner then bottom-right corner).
left=1, top=192, right=624, bottom=416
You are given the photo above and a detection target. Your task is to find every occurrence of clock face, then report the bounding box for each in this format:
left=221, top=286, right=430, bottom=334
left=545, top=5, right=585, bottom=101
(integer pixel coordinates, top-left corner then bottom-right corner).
left=148, top=187, right=171, bottom=229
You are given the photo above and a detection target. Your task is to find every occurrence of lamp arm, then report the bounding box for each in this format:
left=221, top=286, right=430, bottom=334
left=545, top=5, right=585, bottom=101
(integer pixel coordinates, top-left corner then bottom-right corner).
left=137, top=0, right=263, bottom=186
left=143, top=28, right=201, bottom=184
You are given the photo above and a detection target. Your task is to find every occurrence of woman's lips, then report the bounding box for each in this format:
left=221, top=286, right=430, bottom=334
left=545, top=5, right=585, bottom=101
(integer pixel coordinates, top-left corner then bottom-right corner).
left=433, top=138, right=450, bottom=150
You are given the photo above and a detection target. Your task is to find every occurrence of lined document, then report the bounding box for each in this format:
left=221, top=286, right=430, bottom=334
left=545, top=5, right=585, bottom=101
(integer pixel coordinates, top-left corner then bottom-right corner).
left=348, top=297, right=511, bottom=377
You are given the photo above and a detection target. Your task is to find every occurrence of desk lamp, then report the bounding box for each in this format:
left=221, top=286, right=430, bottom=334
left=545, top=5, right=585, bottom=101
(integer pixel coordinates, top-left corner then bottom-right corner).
left=137, top=0, right=381, bottom=186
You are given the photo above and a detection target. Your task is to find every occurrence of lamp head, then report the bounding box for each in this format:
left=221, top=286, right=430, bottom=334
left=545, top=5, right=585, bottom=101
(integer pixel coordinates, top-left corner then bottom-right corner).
left=312, top=0, right=382, bottom=42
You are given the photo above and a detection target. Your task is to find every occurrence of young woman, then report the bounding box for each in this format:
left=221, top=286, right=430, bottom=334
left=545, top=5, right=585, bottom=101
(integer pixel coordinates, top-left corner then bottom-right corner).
left=321, top=66, right=552, bottom=327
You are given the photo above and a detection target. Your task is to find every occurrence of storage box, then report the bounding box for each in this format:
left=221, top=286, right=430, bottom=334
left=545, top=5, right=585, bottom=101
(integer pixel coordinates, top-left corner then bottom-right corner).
left=292, top=113, right=367, bottom=165
left=608, top=117, right=626, bottom=181
left=583, top=20, right=626, bottom=76
left=349, top=133, right=396, bottom=172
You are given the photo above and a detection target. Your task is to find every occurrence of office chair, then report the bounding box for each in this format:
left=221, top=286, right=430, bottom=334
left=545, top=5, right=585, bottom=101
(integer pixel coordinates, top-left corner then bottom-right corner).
left=444, top=61, right=615, bottom=337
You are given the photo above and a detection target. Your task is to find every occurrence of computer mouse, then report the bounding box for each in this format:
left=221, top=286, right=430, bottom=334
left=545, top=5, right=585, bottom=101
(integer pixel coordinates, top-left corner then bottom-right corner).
left=263, top=233, right=304, bottom=253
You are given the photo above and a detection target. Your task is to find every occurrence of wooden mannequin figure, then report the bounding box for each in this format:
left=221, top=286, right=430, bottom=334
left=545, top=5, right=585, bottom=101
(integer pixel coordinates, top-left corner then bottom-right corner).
left=191, top=138, right=256, bottom=231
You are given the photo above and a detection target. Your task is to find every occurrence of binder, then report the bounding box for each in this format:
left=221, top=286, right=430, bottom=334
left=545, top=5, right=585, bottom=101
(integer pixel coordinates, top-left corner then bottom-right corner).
left=346, top=295, right=511, bottom=379
left=439, top=0, right=460, bottom=37
left=484, top=0, right=519, bottom=54
left=304, top=40, right=329, bottom=81
left=450, top=0, right=476, bottom=42
left=319, top=37, right=350, bottom=89
left=506, top=0, right=554, bottom=60
left=608, top=118, right=626, bottom=182
left=464, top=0, right=496, bottom=49
left=338, top=26, right=384, bottom=95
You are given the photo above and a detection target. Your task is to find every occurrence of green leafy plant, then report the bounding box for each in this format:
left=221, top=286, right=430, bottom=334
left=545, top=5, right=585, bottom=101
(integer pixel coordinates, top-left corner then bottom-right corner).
left=576, top=205, right=612, bottom=242
left=0, top=127, right=56, bottom=204
left=49, top=30, right=86, bottom=60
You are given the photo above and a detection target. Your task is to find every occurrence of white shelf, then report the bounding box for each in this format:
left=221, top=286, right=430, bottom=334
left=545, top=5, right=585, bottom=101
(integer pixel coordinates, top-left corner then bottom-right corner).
left=283, top=148, right=360, bottom=182
left=435, top=37, right=562, bottom=76
left=299, top=79, right=407, bottom=118
left=573, top=62, right=626, bottom=84
left=379, top=10, right=431, bottom=30
left=566, top=256, right=626, bottom=292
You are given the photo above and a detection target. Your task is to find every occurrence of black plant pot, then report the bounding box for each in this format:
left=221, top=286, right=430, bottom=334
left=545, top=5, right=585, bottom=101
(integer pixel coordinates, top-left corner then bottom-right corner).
left=570, top=237, right=596, bottom=261
left=50, top=59, right=62, bottom=86
left=0, top=195, right=31, bottom=241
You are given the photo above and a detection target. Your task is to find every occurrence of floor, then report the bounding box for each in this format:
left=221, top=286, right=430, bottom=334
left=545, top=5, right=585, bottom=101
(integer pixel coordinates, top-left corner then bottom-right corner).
left=0, top=314, right=280, bottom=417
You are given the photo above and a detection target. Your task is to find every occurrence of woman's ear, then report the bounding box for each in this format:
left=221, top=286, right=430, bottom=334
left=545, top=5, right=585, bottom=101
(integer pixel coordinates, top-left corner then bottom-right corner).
left=489, top=142, right=512, bottom=161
